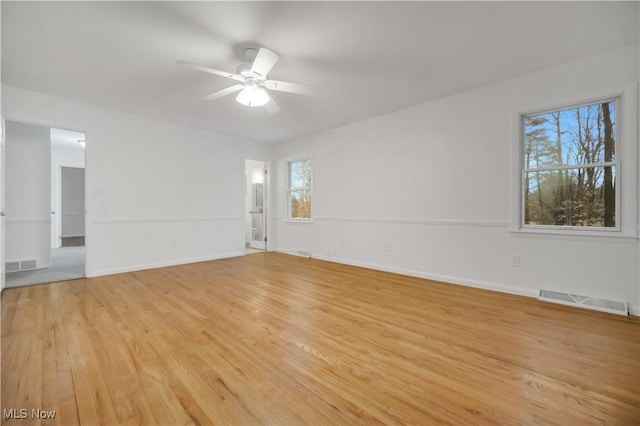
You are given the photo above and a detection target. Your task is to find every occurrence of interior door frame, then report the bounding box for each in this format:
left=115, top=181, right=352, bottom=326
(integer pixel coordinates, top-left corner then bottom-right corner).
left=53, top=165, right=62, bottom=248
left=1, top=117, right=5, bottom=290
left=2, top=115, right=89, bottom=277
left=55, top=165, right=86, bottom=248
left=244, top=158, right=270, bottom=251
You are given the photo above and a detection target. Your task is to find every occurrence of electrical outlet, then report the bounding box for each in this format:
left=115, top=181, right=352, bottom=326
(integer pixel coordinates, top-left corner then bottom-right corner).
left=512, top=256, right=520, bottom=267
left=385, top=242, right=392, bottom=252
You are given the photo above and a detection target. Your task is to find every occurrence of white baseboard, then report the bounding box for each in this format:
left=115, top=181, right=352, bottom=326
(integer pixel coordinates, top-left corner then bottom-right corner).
left=87, top=251, right=245, bottom=277
left=61, top=234, right=85, bottom=238
left=272, top=249, right=315, bottom=259
left=87, top=248, right=639, bottom=318
left=310, top=252, right=538, bottom=299
left=307, top=252, right=640, bottom=317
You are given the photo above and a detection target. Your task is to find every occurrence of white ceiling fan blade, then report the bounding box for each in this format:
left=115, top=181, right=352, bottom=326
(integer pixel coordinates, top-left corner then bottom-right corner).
left=250, top=48, right=279, bottom=79
left=264, top=80, right=318, bottom=96
left=264, top=96, right=280, bottom=114
left=203, top=84, right=244, bottom=101
left=177, top=60, right=244, bottom=82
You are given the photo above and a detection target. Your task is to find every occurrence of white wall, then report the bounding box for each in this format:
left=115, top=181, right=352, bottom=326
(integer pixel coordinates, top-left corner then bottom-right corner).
left=5, top=121, right=51, bottom=270
left=52, top=143, right=85, bottom=170
left=2, top=85, right=271, bottom=276
left=0, top=3, right=4, bottom=290
left=272, top=43, right=640, bottom=314
left=61, top=167, right=84, bottom=237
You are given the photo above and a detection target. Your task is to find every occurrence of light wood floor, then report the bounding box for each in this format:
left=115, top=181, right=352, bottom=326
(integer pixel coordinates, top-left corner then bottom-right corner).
left=2, top=253, right=639, bottom=425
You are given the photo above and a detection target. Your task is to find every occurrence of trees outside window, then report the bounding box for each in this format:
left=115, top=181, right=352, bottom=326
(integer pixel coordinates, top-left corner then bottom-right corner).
left=522, top=98, right=618, bottom=229
left=288, top=159, right=311, bottom=220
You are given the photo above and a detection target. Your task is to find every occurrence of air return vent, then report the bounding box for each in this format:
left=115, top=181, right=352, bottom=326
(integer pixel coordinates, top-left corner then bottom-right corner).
left=20, top=260, right=37, bottom=271
left=290, top=249, right=311, bottom=258
left=6, top=261, right=20, bottom=273
left=539, top=289, right=628, bottom=316
left=6, top=260, right=38, bottom=273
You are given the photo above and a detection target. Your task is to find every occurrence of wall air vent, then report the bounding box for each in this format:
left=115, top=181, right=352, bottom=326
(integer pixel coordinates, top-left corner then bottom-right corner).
left=6, top=261, right=20, bottom=273
left=20, top=260, right=38, bottom=271
left=539, top=289, right=628, bottom=316
left=290, top=249, right=311, bottom=258
left=5, top=260, right=38, bottom=273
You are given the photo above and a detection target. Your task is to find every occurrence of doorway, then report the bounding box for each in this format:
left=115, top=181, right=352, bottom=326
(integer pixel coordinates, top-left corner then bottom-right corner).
left=245, top=159, right=267, bottom=252
left=4, top=122, right=86, bottom=287
left=59, top=166, right=85, bottom=247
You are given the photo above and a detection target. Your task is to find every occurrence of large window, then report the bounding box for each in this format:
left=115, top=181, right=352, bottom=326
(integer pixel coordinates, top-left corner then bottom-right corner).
left=287, top=159, right=312, bottom=220
left=521, top=98, right=618, bottom=230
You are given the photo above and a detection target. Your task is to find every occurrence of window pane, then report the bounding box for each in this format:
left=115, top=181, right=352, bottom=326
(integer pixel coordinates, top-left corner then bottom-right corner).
left=290, top=190, right=311, bottom=219
left=289, top=160, right=311, bottom=191
left=288, top=159, right=312, bottom=220
left=524, top=100, right=615, bottom=168
left=524, top=166, right=616, bottom=227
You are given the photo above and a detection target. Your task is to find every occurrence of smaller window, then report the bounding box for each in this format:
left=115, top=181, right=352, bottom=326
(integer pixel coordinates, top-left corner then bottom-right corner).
left=521, top=98, right=619, bottom=230
left=287, top=159, right=312, bottom=220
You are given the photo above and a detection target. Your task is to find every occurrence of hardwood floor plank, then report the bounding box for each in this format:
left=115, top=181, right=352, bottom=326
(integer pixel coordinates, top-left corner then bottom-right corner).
left=2, top=252, right=639, bottom=425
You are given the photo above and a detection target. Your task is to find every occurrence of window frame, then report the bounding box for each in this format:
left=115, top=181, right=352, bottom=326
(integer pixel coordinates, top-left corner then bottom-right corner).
left=286, top=158, right=313, bottom=222
left=518, top=96, right=622, bottom=234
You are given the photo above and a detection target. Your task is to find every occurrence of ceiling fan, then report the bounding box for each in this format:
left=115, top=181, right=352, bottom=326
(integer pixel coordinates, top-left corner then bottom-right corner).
left=177, top=47, right=317, bottom=113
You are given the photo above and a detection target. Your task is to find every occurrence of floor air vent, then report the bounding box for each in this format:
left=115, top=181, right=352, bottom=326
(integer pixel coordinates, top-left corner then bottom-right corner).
left=539, top=289, right=628, bottom=316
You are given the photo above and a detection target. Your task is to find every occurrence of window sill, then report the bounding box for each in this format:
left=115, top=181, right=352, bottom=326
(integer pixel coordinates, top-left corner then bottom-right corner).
left=510, top=227, right=639, bottom=243
left=283, top=219, right=315, bottom=225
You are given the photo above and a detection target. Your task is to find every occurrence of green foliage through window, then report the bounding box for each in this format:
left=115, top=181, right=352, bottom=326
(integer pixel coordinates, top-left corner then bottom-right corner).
left=288, top=160, right=311, bottom=220
left=522, top=99, right=617, bottom=228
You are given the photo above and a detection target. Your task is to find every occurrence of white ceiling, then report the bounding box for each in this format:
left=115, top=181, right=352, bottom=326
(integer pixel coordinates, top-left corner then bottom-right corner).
left=2, top=2, right=638, bottom=144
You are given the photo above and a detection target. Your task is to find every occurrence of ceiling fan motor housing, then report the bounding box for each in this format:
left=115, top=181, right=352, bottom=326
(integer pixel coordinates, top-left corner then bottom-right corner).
left=236, top=63, right=254, bottom=78
left=243, top=48, right=258, bottom=62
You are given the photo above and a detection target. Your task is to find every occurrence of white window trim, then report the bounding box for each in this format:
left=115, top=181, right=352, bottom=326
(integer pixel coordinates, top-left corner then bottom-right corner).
left=521, top=95, right=621, bottom=233
left=283, top=219, right=315, bottom=225
left=511, top=90, right=638, bottom=240
left=286, top=158, right=313, bottom=222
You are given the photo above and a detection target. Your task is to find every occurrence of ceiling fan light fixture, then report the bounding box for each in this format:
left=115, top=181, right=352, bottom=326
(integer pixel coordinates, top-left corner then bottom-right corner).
left=236, top=86, right=270, bottom=107
left=178, top=47, right=314, bottom=113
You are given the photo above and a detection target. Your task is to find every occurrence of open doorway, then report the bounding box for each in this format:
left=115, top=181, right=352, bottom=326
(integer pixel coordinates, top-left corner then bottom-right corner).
left=4, top=122, right=86, bottom=287
left=59, top=166, right=85, bottom=247
left=245, top=159, right=267, bottom=254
